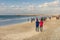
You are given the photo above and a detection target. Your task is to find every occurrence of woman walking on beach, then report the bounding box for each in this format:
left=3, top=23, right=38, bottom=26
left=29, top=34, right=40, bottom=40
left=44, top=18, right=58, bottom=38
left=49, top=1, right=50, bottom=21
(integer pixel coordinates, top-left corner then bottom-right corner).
left=36, top=18, right=39, bottom=32
left=39, top=18, right=43, bottom=32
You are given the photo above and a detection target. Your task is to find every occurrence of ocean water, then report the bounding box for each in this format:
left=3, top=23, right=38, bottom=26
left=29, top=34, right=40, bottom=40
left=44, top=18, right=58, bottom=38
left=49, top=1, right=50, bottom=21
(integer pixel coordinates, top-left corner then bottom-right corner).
left=0, top=15, right=36, bottom=26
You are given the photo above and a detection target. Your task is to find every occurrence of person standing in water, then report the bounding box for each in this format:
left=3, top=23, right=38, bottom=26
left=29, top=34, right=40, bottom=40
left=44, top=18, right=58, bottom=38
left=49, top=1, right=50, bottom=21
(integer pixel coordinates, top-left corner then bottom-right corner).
left=39, top=18, right=44, bottom=32
left=36, top=18, right=39, bottom=32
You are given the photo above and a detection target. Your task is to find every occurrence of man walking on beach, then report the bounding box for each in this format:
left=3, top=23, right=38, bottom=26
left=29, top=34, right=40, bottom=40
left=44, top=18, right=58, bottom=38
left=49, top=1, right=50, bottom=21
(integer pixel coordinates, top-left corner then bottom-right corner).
left=39, top=18, right=43, bottom=32
left=36, top=18, right=39, bottom=32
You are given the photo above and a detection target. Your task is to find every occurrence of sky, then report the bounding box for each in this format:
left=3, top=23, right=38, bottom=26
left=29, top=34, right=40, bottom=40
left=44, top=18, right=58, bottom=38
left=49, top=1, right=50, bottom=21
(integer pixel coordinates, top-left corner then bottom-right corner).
left=0, top=0, right=60, bottom=15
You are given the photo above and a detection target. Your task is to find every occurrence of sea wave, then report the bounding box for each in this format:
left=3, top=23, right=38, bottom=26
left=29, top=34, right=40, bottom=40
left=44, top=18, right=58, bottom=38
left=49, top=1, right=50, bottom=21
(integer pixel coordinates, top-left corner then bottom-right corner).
left=0, top=16, right=36, bottom=26
left=0, top=17, right=32, bottom=22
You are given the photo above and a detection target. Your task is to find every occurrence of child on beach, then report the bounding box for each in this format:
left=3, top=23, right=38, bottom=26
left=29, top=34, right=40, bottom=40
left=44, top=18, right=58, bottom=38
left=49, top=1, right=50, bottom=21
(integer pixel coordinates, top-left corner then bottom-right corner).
left=39, top=18, right=43, bottom=32
left=36, top=18, right=39, bottom=32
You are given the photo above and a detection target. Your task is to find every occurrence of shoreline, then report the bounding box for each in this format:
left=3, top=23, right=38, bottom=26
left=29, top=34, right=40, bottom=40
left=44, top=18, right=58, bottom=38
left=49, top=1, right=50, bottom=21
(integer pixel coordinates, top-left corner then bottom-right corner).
left=0, top=20, right=36, bottom=40
left=0, top=21, right=31, bottom=27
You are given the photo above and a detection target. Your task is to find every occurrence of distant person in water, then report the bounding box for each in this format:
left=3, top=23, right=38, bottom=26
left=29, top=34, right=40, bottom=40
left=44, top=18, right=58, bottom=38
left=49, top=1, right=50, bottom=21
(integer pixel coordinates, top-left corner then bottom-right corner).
left=39, top=18, right=44, bottom=32
left=36, top=18, right=39, bottom=32
left=31, top=17, right=35, bottom=23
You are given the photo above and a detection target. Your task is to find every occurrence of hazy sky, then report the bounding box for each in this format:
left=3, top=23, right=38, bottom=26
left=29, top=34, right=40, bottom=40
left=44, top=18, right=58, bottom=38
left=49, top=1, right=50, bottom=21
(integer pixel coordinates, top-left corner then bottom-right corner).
left=0, top=0, right=60, bottom=15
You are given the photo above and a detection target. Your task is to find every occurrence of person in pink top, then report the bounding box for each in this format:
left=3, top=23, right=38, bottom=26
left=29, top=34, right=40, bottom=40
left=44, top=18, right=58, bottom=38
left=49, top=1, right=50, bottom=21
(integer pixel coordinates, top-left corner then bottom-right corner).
left=39, top=18, right=43, bottom=32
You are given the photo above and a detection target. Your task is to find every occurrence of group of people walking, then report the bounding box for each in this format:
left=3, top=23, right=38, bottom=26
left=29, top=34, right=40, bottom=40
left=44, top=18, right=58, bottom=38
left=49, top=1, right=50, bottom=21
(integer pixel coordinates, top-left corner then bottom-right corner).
left=36, top=18, right=44, bottom=32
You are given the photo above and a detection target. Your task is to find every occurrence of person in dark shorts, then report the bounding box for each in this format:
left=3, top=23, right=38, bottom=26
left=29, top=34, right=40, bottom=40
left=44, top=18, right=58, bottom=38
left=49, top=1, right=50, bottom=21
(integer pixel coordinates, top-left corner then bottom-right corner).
left=36, top=18, right=39, bottom=32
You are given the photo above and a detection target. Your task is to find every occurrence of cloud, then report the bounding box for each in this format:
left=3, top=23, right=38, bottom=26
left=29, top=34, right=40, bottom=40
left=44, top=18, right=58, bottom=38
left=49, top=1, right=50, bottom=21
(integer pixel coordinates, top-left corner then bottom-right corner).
left=38, top=0, right=59, bottom=8
left=0, top=4, right=24, bottom=14
left=38, top=3, right=48, bottom=8
left=0, top=0, right=60, bottom=15
left=36, top=0, right=60, bottom=14
left=49, top=1, right=59, bottom=6
left=26, top=5, right=35, bottom=11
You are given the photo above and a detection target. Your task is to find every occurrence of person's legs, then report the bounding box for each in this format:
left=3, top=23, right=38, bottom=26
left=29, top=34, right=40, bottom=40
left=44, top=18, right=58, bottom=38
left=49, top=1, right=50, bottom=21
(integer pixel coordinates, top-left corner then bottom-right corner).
left=40, top=27, right=43, bottom=32
left=36, top=27, right=39, bottom=32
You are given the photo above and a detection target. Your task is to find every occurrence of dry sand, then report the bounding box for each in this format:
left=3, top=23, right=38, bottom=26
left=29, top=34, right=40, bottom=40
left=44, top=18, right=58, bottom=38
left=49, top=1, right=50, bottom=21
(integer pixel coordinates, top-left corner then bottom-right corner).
left=0, top=21, right=40, bottom=40
left=0, top=19, right=60, bottom=40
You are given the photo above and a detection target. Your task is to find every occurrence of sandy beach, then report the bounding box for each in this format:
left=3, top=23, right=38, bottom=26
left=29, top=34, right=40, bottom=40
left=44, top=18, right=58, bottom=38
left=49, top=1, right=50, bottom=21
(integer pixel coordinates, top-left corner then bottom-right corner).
left=0, top=0, right=60, bottom=40
left=0, top=19, right=60, bottom=40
